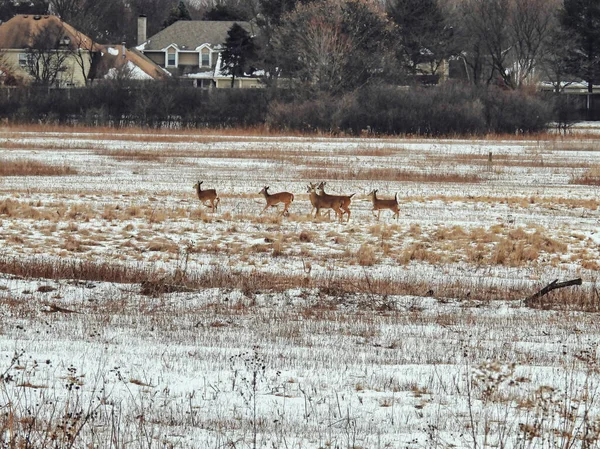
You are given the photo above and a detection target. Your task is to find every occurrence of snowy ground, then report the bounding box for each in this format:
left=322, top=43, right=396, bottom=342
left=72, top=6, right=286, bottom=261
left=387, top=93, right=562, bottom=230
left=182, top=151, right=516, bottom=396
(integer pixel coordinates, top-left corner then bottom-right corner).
left=1, top=127, right=600, bottom=448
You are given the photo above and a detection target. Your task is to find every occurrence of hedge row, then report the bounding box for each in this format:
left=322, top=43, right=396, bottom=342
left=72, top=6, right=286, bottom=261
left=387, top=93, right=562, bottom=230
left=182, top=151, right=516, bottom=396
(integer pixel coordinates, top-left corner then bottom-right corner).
left=0, top=82, right=560, bottom=135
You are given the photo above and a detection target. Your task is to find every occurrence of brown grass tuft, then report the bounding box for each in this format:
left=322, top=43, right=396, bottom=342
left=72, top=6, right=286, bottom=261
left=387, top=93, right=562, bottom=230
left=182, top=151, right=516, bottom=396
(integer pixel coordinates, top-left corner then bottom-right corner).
left=570, top=166, right=600, bottom=186
left=0, top=159, right=77, bottom=176
left=356, top=243, right=378, bottom=266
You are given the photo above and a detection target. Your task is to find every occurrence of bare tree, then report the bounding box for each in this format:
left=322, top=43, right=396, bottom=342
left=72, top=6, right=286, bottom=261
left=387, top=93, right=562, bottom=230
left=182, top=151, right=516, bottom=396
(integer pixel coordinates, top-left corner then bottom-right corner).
left=275, top=1, right=352, bottom=93
left=69, top=30, right=96, bottom=86
left=24, top=25, right=72, bottom=86
left=510, top=0, right=554, bottom=87
left=540, top=24, right=574, bottom=93
left=457, top=0, right=555, bottom=88
left=49, top=0, right=129, bottom=43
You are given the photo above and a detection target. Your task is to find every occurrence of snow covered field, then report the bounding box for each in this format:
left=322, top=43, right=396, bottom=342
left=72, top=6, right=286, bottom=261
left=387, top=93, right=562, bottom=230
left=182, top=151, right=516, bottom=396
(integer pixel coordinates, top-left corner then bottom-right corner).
left=1, top=127, right=600, bottom=448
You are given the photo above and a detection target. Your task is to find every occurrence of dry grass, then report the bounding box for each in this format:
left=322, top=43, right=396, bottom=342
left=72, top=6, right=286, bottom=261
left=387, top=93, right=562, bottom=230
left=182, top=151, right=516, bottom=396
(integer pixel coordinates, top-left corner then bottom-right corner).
left=300, top=167, right=481, bottom=183
left=570, top=166, right=600, bottom=186
left=0, top=254, right=597, bottom=310
left=0, top=159, right=77, bottom=176
left=407, top=194, right=600, bottom=211
left=0, top=198, right=189, bottom=223
left=356, top=243, right=378, bottom=266
left=94, top=148, right=164, bottom=162
left=425, top=152, right=590, bottom=169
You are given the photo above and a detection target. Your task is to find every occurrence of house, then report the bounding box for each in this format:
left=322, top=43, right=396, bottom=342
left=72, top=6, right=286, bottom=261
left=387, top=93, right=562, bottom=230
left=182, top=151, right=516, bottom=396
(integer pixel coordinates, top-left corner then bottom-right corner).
left=136, top=17, right=261, bottom=89
left=92, top=44, right=170, bottom=82
left=0, top=14, right=98, bottom=87
left=0, top=14, right=167, bottom=87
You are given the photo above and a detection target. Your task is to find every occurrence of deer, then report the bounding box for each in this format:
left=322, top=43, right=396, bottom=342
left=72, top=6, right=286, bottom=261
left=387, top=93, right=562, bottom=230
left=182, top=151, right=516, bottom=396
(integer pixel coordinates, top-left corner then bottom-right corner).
left=316, top=182, right=354, bottom=223
left=367, top=189, right=399, bottom=220
left=306, top=182, right=343, bottom=222
left=193, top=180, right=220, bottom=212
left=259, top=186, right=294, bottom=216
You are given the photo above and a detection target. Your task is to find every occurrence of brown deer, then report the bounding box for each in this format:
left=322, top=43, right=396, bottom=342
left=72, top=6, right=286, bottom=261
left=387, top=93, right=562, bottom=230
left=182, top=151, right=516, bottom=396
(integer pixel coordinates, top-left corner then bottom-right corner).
left=316, top=182, right=354, bottom=222
left=307, top=183, right=343, bottom=222
left=193, top=180, right=220, bottom=212
left=259, top=186, right=294, bottom=216
left=367, top=189, right=399, bottom=220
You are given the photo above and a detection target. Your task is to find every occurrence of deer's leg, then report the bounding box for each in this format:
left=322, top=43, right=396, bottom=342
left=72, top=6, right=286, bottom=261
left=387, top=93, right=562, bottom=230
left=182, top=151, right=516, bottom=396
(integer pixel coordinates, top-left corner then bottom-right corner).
left=344, top=206, right=351, bottom=223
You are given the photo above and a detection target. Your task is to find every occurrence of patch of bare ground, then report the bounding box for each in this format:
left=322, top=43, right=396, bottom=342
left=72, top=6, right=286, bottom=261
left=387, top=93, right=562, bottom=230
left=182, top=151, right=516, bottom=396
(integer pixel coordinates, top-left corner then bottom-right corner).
left=300, top=167, right=481, bottom=183
left=0, top=159, right=77, bottom=176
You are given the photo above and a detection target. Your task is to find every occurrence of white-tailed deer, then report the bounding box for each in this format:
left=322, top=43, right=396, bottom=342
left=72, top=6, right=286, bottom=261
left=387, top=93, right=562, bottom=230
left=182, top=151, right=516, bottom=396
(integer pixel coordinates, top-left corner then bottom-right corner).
left=307, top=183, right=343, bottom=222
left=193, top=180, right=220, bottom=212
left=367, top=189, right=399, bottom=220
left=316, top=182, right=354, bottom=222
left=259, top=186, right=294, bottom=216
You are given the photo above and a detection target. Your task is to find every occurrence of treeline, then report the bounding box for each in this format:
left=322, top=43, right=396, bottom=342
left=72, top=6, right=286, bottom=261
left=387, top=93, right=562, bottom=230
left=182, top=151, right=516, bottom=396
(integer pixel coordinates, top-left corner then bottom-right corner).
left=0, top=83, right=568, bottom=135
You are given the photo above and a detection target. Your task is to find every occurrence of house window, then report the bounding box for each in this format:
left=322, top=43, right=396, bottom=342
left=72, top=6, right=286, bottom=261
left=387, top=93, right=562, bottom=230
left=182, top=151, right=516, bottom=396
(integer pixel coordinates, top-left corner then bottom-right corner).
left=201, top=51, right=210, bottom=67
left=18, top=53, right=29, bottom=67
left=167, top=52, right=176, bottom=67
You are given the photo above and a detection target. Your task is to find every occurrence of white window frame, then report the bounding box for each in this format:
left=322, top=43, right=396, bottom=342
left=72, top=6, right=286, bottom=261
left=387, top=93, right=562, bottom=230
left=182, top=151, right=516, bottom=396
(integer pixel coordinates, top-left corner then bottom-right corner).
left=201, top=50, right=210, bottom=67
left=165, top=47, right=178, bottom=68
left=18, top=53, right=29, bottom=67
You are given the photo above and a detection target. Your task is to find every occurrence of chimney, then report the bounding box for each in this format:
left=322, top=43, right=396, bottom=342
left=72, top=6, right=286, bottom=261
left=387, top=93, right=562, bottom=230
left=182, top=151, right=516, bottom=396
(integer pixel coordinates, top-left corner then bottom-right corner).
left=137, top=15, right=147, bottom=46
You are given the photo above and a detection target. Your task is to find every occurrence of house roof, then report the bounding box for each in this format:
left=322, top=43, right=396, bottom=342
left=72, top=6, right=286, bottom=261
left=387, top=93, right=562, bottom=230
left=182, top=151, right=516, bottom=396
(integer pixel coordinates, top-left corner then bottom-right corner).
left=93, top=45, right=170, bottom=81
left=0, top=14, right=99, bottom=51
left=139, top=20, right=252, bottom=51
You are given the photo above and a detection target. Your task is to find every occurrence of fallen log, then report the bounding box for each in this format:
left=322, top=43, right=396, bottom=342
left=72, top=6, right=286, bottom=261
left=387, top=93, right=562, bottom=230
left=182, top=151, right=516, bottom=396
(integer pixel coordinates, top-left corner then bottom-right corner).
left=525, top=278, right=582, bottom=306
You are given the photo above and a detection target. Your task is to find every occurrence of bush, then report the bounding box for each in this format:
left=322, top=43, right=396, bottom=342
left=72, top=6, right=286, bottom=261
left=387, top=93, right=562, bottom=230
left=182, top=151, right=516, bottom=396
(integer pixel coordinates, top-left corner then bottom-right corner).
left=0, top=83, right=269, bottom=129
left=0, top=82, right=553, bottom=134
left=267, top=83, right=553, bottom=136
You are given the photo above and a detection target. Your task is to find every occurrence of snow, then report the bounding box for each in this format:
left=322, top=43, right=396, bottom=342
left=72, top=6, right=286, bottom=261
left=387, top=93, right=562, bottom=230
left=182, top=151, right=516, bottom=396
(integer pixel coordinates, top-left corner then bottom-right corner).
left=104, top=61, right=153, bottom=80
left=107, top=46, right=119, bottom=56
left=1, top=129, right=600, bottom=447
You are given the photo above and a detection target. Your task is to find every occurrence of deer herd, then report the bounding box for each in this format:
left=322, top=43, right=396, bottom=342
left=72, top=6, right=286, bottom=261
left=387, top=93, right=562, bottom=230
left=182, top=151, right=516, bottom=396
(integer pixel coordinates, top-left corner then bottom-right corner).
left=194, top=180, right=400, bottom=222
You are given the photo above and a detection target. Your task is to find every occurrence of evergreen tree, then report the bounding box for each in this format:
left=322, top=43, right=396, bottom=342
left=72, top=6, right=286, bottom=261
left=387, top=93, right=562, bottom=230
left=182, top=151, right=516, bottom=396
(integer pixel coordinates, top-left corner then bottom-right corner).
left=559, top=0, right=600, bottom=97
left=203, top=4, right=248, bottom=21
left=387, top=0, right=454, bottom=77
left=163, top=0, right=192, bottom=28
left=221, top=23, right=257, bottom=87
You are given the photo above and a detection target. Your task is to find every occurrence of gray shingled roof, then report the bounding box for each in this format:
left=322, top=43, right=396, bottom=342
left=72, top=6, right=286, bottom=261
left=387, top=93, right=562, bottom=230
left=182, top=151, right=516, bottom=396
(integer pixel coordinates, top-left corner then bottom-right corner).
left=143, top=21, right=252, bottom=51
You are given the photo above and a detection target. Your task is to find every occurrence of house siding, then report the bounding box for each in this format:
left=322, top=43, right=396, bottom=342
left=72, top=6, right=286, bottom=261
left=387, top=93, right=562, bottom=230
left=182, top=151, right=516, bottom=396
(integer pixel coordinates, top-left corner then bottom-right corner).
left=178, top=52, right=199, bottom=66
left=144, top=52, right=165, bottom=66
left=3, top=48, right=92, bottom=86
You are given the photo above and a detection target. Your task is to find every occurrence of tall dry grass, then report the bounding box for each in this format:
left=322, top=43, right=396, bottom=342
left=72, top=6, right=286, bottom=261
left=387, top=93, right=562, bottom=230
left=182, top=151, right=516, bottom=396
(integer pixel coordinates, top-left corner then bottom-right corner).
left=0, top=159, right=77, bottom=176
left=570, top=166, right=600, bottom=186
left=300, top=167, right=481, bottom=183
left=0, top=254, right=596, bottom=311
